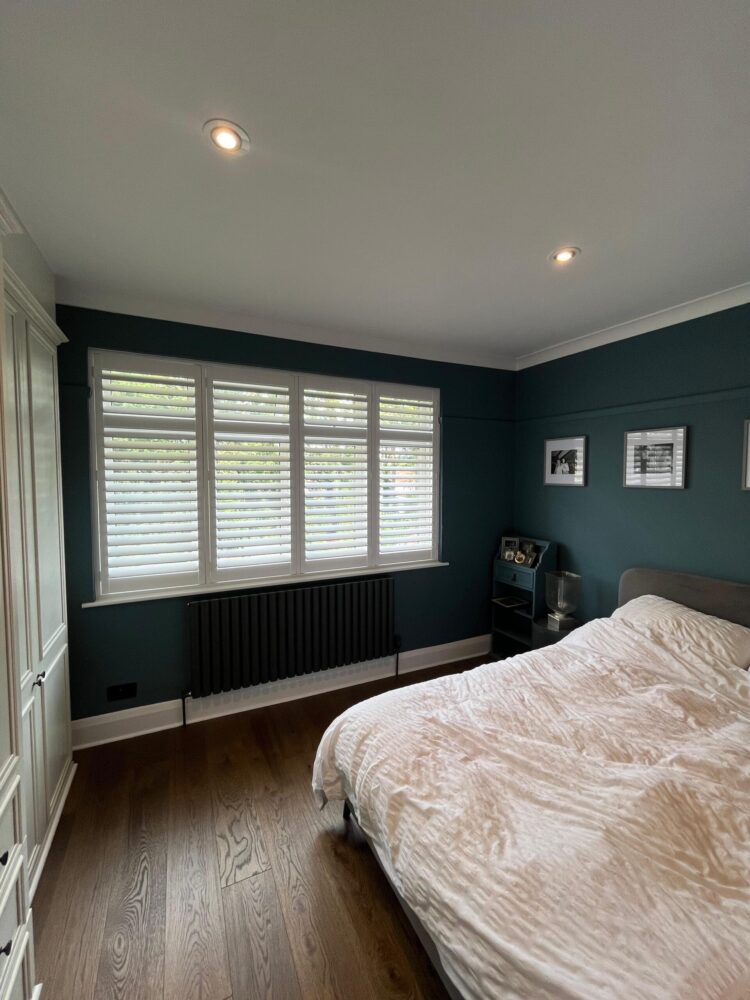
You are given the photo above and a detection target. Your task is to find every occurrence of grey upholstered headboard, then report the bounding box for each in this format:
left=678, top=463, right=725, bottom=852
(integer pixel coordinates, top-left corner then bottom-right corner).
left=618, top=568, right=750, bottom=628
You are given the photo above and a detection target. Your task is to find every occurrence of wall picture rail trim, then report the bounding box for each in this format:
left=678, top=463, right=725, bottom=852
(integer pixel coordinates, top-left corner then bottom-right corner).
left=71, top=633, right=491, bottom=750
left=516, top=383, right=750, bottom=425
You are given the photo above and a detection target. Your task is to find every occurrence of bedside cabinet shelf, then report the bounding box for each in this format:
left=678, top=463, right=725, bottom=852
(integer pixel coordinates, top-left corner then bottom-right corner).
left=491, top=536, right=557, bottom=659
left=532, top=617, right=580, bottom=649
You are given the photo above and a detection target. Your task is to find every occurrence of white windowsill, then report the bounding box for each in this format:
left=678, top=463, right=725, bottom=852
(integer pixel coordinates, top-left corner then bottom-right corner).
left=81, top=559, right=450, bottom=609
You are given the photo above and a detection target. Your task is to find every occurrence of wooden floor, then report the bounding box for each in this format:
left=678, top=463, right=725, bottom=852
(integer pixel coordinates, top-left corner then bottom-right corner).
left=33, top=658, right=485, bottom=1000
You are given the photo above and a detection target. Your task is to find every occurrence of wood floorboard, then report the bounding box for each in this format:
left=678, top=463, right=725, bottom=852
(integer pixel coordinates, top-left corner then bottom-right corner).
left=93, top=756, right=169, bottom=1000
left=164, top=726, right=232, bottom=1000
left=222, top=870, right=302, bottom=1000
left=254, top=783, right=378, bottom=1000
left=33, top=660, right=485, bottom=999
left=38, top=745, right=132, bottom=998
left=31, top=746, right=88, bottom=944
left=207, top=732, right=271, bottom=888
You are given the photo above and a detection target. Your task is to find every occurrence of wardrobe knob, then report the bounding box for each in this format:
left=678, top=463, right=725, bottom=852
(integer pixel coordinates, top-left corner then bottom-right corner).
left=0, top=939, right=11, bottom=958
left=0, top=850, right=7, bottom=866
left=33, top=670, right=46, bottom=687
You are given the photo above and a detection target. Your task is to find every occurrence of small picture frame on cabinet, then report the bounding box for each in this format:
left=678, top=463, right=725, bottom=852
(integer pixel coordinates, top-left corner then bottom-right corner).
left=743, top=420, right=750, bottom=490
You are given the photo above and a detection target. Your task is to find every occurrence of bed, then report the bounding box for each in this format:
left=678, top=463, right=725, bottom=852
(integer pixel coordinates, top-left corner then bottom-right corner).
left=312, top=569, right=750, bottom=1000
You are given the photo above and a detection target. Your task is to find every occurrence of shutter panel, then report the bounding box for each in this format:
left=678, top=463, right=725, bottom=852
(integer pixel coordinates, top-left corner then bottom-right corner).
left=377, top=391, right=437, bottom=561
left=209, top=375, right=292, bottom=579
left=91, top=352, right=441, bottom=602
left=302, top=383, right=368, bottom=569
left=94, top=358, right=202, bottom=594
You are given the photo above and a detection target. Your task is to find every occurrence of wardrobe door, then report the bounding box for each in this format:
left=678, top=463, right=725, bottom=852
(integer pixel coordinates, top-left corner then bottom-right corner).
left=25, top=324, right=66, bottom=659
left=25, top=323, right=69, bottom=820
left=2, top=306, right=40, bottom=871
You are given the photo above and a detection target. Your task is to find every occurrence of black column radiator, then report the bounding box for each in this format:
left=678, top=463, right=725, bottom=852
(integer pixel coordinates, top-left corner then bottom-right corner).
left=187, top=577, right=395, bottom=699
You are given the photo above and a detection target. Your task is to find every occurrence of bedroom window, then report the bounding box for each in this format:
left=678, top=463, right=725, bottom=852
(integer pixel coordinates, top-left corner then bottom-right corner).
left=89, top=350, right=441, bottom=602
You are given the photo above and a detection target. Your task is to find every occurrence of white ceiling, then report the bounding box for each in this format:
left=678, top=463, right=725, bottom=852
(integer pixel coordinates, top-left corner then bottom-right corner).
left=1, top=1, right=749, bottom=369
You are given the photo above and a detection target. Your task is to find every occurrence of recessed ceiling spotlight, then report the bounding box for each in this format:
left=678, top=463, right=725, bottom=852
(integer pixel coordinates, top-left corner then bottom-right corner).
left=203, top=119, right=250, bottom=155
left=549, top=246, right=580, bottom=265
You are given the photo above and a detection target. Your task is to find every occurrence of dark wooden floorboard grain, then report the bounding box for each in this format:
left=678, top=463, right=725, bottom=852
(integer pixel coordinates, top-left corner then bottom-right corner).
left=207, top=732, right=271, bottom=888
left=38, top=745, right=132, bottom=998
left=31, top=747, right=87, bottom=944
left=223, top=870, right=301, bottom=1000
left=33, top=660, right=481, bottom=999
left=164, top=726, right=232, bottom=1000
left=93, top=757, right=169, bottom=1000
left=254, top=784, right=378, bottom=1000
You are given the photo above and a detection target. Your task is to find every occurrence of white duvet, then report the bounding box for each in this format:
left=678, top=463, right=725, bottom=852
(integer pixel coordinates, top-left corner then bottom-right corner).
left=312, top=599, right=750, bottom=1000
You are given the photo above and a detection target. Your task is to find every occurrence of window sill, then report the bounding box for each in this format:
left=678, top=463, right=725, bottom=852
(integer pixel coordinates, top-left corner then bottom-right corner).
left=82, top=560, right=450, bottom=609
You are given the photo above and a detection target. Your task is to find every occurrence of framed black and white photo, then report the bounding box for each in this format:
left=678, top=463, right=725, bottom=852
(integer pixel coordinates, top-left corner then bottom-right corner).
left=544, top=436, right=586, bottom=486
left=623, top=426, right=686, bottom=489
left=743, top=420, right=750, bottom=490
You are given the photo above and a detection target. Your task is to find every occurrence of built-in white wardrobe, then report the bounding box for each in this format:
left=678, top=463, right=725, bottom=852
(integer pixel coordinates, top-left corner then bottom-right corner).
left=0, top=259, right=74, bottom=999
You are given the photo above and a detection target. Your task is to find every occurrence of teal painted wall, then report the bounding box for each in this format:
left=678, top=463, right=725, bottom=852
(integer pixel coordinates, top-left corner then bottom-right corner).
left=57, top=302, right=750, bottom=719
left=56, top=306, right=515, bottom=719
left=513, top=303, right=750, bottom=620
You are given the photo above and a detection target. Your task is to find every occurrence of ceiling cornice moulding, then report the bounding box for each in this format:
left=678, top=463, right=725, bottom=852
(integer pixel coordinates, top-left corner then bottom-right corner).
left=54, top=280, right=517, bottom=371
left=515, top=281, right=750, bottom=370
left=0, top=186, right=24, bottom=237
left=5, top=263, right=67, bottom=345
left=56, top=278, right=750, bottom=374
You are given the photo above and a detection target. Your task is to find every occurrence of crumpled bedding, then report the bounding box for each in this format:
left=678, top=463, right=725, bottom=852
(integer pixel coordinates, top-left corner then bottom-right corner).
left=312, top=609, right=750, bottom=1000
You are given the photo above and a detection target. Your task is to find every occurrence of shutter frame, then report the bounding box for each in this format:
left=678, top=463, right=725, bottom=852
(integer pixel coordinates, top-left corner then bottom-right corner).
left=89, top=352, right=441, bottom=602
left=207, top=366, right=294, bottom=583
left=300, top=375, right=370, bottom=573
left=375, top=384, right=440, bottom=565
left=91, top=350, right=205, bottom=596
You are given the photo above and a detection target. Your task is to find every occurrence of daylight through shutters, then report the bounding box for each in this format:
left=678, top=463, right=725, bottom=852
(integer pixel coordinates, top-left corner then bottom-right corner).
left=378, top=394, right=435, bottom=558
left=210, top=376, right=292, bottom=578
left=94, top=359, right=201, bottom=594
left=90, top=351, right=439, bottom=599
left=302, top=384, right=369, bottom=569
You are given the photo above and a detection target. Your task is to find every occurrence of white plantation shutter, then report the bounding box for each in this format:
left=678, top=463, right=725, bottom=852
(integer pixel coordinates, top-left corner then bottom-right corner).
left=92, top=354, right=203, bottom=595
left=376, top=388, right=438, bottom=562
left=302, top=381, right=369, bottom=570
left=90, top=351, right=440, bottom=601
left=209, top=372, right=293, bottom=579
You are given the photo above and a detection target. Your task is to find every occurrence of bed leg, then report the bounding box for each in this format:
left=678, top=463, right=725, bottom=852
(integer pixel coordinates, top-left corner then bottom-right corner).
left=343, top=801, right=351, bottom=822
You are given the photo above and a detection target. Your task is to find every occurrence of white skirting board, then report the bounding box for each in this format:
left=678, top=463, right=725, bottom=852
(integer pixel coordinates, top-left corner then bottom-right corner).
left=71, top=633, right=491, bottom=750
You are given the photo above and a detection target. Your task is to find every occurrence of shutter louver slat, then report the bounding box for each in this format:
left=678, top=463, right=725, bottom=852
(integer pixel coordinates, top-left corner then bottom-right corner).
left=98, top=366, right=201, bottom=592
left=211, top=379, right=292, bottom=575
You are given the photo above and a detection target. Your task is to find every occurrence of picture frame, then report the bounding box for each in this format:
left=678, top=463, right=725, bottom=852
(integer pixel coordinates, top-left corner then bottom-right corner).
left=623, top=426, right=687, bottom=489
left=544, top=436, right=586, bottom=487
left=500, top=536, right=519, bottom=561
left=743, top=420, right=750, bottom=491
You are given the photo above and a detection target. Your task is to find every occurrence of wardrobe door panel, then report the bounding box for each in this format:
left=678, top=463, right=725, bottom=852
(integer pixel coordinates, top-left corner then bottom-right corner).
left=25, top=327, right=65, bottom=658
left=19, top=694, right=43, bottom=874
left=39, top=647, right=69, bottom=814
left=0, top=534, right=11, bottom=773
left=1, top=305, right=34, bottom=693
